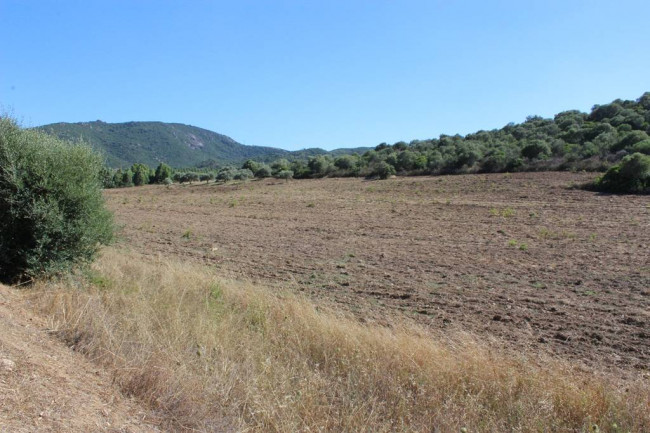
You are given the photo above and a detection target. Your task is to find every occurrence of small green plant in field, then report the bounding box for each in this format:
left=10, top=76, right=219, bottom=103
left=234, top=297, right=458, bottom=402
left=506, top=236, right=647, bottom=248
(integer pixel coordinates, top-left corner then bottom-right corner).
left=538, top=228, right=576, bottom=240
left=209, top=283, right=222, bottom=300
left=229, top=199, right=238, bottom=208
left=306, top=202, right=315, bottom=208
left=507, top=239, right=527, bottom=250
left=181, top=229, right=193, bottom=240
left=490, top=207, right=516, bottom=217
left=583, top=290, right=597, bottom=296
left=84, top=269, right=113, bottom=290
left=529, top=211, right=538, bottom=218
left=588, top=233, right=597, bottom=242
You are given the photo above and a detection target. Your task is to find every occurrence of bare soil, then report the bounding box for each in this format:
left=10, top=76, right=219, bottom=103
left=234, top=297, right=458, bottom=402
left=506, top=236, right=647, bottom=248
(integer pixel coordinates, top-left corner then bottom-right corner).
left=105, top=172, right=649, bottom=375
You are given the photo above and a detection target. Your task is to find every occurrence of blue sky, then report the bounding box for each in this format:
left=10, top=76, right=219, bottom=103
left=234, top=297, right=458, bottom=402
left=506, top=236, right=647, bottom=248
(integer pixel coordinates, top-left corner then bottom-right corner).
left=2, top=1, right=649, bottom=151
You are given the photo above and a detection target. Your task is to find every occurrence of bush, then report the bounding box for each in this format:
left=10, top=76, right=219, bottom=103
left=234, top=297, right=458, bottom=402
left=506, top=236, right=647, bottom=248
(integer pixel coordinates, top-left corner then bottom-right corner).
left=216, top=168, right=235, bottom=182
left=199, top=173, right=215, bottom=183
left=154, top=163, right=173, bottom=184
left=0, top=117, right=114, bottom=281
left=254, top=165, right=272, bottom=178
left=594, top=152, right=650, bottom=194
left=521, top=141, right=551, bottom=160
left=233, top=169, right=253, bottom=180
left=366, top=161, right=395, bottom=179
left=275, top=170, right=294, bottom=180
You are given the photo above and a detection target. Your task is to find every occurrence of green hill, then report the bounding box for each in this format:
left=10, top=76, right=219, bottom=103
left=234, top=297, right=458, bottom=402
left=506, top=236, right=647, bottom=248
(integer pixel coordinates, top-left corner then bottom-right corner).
left=36, top=121, right=368, bottom=168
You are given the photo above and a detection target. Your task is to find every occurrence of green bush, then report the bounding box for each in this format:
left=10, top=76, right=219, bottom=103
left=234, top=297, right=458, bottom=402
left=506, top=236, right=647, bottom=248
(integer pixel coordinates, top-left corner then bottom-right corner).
left=0, top=117, right=114, bottom=281
left=234, top=169, right=254, bottom=180
left=594, top=152, right=650, bottom=194
left=275, top=170, right=294, bottom=180
left=366, top=161, right=396, bottom=179
left=254, top=165, right=272, bottom=178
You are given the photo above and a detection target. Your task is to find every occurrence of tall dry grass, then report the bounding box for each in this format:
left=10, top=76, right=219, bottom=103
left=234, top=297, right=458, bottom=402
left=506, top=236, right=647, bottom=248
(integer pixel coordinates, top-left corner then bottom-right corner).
left=32, top=248, right=649, bottom=432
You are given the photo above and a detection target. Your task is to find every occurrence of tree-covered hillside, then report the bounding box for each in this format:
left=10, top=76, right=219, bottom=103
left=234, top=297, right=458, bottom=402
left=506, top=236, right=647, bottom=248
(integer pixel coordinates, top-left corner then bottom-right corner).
left=37, top=121, right=370, bottom=168
left=36, top=121, right=288, bottom=168
left=260, top=92, right=650, bottom=180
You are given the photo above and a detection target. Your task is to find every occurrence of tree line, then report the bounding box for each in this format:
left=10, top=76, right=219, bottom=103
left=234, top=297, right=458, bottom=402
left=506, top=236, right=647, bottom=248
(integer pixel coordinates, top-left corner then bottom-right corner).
left=103, top=92, right=650, bottom=192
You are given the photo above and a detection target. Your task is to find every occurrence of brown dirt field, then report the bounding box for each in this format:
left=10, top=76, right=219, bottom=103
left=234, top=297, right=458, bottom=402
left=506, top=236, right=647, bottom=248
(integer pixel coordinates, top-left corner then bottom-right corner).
left=105, top=172, right=650, bottom=376
left=0, top=285, right=161, bottom=433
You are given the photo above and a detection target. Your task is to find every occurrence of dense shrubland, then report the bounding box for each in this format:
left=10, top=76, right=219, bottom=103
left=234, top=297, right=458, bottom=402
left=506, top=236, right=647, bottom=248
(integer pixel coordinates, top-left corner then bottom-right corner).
left=104, top=92, right=650, bottom=191
left=0, top=117, right=113, bottom=281
left=261, top=92, right=650, bottom=181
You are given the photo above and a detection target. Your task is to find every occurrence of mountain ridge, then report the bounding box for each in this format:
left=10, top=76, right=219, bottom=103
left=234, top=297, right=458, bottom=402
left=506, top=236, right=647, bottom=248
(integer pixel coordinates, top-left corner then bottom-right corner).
left=36, top=120, right=369, bottom=168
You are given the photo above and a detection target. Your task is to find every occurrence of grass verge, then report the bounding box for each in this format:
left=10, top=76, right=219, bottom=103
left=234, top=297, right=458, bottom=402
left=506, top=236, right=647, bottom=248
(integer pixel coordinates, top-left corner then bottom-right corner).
left=30, top=248, right=649, bottom=432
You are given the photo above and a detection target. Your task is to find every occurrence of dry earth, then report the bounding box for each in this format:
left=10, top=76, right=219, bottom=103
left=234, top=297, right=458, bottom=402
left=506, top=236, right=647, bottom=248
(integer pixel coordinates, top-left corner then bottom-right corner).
left=106, top=172, right=650, bottom=376
left=0, top=285, right=161, bottom=433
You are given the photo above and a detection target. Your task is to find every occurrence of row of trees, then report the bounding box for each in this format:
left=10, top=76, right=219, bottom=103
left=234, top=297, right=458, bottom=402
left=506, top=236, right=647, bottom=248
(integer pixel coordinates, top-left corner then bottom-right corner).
left=102, top=162, right=173, bottom=188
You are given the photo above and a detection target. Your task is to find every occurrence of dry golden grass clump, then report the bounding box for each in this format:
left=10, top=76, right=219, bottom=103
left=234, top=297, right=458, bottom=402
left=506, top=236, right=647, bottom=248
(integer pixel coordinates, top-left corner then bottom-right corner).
left=33, top=249, right=649, bottom=432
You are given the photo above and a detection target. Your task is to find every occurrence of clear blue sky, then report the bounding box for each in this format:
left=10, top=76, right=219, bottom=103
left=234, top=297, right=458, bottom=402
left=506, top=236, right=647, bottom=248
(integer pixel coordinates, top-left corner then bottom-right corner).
left=2, top=1, right=649, bottom=151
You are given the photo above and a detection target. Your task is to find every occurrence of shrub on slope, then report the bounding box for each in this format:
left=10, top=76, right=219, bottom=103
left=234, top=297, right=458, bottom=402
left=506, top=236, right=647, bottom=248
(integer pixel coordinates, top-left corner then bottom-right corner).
left=0, top=117, right=113, bottom=281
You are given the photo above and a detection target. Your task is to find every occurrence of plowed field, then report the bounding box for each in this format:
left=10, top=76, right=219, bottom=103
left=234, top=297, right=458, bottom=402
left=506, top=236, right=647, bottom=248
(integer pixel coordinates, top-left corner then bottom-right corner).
left=105, top=172, right=649, bottom=375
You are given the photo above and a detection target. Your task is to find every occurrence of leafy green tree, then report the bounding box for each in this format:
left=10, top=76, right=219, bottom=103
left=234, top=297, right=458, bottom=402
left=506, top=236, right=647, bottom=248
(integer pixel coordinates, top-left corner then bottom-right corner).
left=242, top=159, right=261, bottom=173
left=121, top=169, right=134, bottom=187
left=613, top=131, right=649, bottom=152
left=254, top=165, right=273, bottom=178
left=367, top=161, right=395, bottom=179
left=130, top=163, right=151, bottom=186
left=308, top=155, right=333, bottom=177
left=154, top=162, right=173, bottom=183
left=234, top=169, right=253, bottom=180
left=290, top=160, right=311, bottom=178
left=100, top=167, right=115, bottom=188
left=200, top=173, right=215, bottom=183
left=184, top=172, right=200, bottom=184
left=216, top=167, right=235, bottom=182
left=396, top=150, right=417, bottom=172
left=275, top=170, right=294, bottom=180
left=334, top=154, right=357, bottom=170
left=589, top=103, right=623, bottom=122
left=521, top=141, right=551, bottom=160
left=0, top=117, right=113, bottom=281
left=271, top=159, right=291, bottom=175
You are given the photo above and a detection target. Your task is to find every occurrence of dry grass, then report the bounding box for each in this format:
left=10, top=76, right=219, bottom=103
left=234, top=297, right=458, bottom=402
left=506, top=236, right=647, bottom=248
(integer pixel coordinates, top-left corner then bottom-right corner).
left=31, top=248, right=649, bottom=432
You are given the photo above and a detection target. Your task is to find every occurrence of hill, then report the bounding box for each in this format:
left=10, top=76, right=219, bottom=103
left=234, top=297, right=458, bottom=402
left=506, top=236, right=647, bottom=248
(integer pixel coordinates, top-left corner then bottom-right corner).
left=37, top=121, right=369, bottom=168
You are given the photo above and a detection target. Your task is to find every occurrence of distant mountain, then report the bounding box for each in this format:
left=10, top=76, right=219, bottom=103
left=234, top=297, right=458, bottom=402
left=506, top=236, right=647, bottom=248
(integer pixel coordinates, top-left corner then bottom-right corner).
left=37, top=121, right=369, bottom=168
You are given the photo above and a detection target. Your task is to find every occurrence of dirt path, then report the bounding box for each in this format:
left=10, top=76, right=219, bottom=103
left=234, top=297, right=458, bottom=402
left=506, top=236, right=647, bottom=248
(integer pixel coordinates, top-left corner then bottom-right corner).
left=0, top=285, right=161, bottom=433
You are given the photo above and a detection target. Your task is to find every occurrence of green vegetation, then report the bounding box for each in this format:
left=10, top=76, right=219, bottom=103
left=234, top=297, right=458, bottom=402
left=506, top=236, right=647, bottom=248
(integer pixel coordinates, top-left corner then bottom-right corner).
left=593, top=152, right=650, bottom=194
left=73, top=92, right=650, bottom=193
left=37, top=121, right=370, bottom=168
left=258, top=92, right=650, bottom=181
left=0, top=117, right=113, bottom=281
